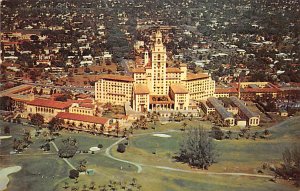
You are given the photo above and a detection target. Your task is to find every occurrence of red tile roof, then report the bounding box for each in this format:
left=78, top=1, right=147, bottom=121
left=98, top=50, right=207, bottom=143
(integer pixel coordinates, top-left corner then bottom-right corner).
left=79, top=103, right=95, bottom=109
left=56, top=112, right=109, bottom=125
left=27, top=99, right=72, bottom=109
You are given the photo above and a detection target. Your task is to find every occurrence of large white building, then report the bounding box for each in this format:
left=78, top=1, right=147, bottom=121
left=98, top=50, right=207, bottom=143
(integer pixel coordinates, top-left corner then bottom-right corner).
left=95, top=30, right=215, bottom=113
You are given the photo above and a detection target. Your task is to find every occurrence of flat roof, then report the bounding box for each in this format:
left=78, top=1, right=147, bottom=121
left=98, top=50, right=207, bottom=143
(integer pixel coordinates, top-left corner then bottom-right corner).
left=134, top=84, right=150, bottom=94
left=185, top=73, right=209, bottom=81
left=166, top=68, right=183, bottom=73
left=170, top=84, right=188, bottom=94
left=132, top=68, right=146, bottom=73
left=99, top=74, right=134, bottom=82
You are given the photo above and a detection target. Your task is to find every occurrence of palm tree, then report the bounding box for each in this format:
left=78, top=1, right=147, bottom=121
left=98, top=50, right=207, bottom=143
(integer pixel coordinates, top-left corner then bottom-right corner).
left=63, top=182, right=69, bottom=190
left=100, top=124, right=104, bottom=135
left=89, top=181, right=96, bottom=190
left=82, top=184, right=88, bottom=191
left=189, top=114, right=193, bottom=121
left=115, top=121, right=120, bottom=137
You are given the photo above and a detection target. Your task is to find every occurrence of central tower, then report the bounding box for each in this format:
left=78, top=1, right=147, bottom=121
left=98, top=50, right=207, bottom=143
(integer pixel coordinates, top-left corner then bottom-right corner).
left=151, top=30, right=167, bottom=95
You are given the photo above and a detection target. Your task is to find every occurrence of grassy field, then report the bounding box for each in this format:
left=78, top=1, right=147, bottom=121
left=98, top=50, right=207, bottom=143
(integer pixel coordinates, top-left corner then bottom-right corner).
left=1, top=117, right=299, bottom=191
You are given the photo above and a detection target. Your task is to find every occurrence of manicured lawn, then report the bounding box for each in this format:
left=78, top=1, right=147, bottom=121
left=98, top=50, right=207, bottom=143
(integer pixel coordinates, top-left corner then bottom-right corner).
left=1, top=117, right=299, bottom=191
left=54, top=130, right=117, bottom=151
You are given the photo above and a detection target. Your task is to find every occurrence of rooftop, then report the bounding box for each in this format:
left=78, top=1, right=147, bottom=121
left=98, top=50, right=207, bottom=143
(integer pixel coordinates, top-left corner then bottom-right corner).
left=185, top=73, right=209, bottom=81
left=229, top=96, right=259, bottom=119
left=170, top=84, right=188, bottom=94
left=99, top=74, right=134, bottom=82
left=132, top=68, right=146, bottom=73
left=134, top=84, right=150, bottom=94
left=0, top=84, right=32, bottom=96
left=207, top=97, right=233, bottom=119
left=166, top=68, right=183, bottom=73
left=56, top=112, right=109, bottom=125
left=215, top=88, right=238, bottom=94
left=28, top=99, right=72, bottom=109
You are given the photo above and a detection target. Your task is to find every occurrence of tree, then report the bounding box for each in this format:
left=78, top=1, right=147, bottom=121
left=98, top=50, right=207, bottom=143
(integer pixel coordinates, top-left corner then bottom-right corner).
left=181, top=122, right=188, bottom=131
left=63, top=182, right=69, bottom=190
left=210, top=126, right=224, bottom=140
left=4, top=125, right=10, bottom=134
left=115, top=121, right=120, bottom=137
left=49, top=117, right=64, bottom=132
left=58, top=138, right=78, bottom=158
left=0, top=96, right=13, bottom=111
left=77, top=159, right=87, bottom=172
left=30, top=35, right=39, bottom=41
left=30, top=114, right=44, bottom=127
left=274, top=144, right=300, bottom=186
left=117, top=143, right=126, bottom=153
left=69, top=169, right=79, bottom=179
left=177, top=127, right=217, bottom=169
left=89, top=181, right=96, bottom=190
left=98, top=144, right=103, bottom=149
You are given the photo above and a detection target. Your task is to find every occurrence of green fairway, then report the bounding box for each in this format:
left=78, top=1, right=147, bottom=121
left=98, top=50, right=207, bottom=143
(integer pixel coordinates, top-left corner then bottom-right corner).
left=1, top=117, right=299, bottom=191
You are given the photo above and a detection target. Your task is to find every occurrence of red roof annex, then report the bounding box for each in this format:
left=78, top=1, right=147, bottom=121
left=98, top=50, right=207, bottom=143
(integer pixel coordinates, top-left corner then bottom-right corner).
left=56, top=112, right=109, bottom=125
left=27, top=99, right=72, bottom=109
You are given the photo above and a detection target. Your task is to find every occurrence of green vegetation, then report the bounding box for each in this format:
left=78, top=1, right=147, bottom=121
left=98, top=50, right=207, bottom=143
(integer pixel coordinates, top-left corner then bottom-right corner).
left=1, top=117, right=300, bottom=191
left=177, top=127, right=217, bottom=169
left=274, top=144, right=300, bottom=186
left=58, top=138, right=78, bottom=158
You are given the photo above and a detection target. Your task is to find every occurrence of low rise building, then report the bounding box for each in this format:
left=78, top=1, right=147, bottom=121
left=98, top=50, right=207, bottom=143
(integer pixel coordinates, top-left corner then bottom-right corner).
left=229, top=96, right=260, bottom=126
left=56, top=112, right=110, bottom=132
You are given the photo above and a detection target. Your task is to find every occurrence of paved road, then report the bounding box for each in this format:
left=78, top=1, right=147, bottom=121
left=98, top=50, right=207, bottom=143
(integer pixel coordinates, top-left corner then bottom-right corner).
left=105, top=137, right=143, bottom=173
left=104, top=131, right=273, bottom=178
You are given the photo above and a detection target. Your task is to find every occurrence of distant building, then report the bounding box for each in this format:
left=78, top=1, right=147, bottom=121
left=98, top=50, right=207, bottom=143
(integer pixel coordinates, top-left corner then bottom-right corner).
left=215, top=82, right=281, bottom=101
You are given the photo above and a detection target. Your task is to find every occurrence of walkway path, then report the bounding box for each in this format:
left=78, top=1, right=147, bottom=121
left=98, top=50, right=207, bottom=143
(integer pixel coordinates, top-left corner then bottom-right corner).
left=50, top=141, right=76, bottom=170
left=105, top=138, right=142, bottom=173
left=105, top=133, right=273, bottom=178
left=0, top=166, right=21, bottom=191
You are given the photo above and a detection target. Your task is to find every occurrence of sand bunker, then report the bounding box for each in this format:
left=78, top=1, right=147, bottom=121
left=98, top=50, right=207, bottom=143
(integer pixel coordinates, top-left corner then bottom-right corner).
left=153, top=134, right=171, bottom=138
left=0, top=166, right=21, bottom=191
left=89, top=147, right=101, bottom=152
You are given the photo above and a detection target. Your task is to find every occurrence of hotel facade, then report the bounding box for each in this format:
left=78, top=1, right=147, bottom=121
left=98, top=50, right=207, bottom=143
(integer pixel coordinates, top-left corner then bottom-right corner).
left=95, top=30, right=215, bottom=113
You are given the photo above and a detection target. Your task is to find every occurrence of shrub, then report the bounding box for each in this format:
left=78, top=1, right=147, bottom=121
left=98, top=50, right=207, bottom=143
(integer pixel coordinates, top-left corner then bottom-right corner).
left=69, top=169, right=79, bottom=179
left=98, top=144, right=103, bottom=149
left=274, top=145, right=300, bottom=186
left=117, top=143, right=126, bottom=153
